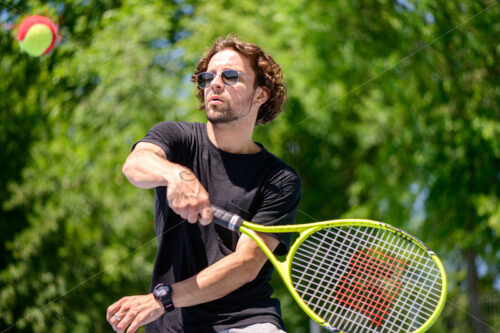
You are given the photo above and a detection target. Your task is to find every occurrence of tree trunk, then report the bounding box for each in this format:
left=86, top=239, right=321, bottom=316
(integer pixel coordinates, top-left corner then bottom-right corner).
left=465, top=250, right=489, bottom=333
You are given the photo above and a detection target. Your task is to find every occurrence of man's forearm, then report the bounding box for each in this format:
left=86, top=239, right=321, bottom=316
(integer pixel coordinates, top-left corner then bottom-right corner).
left=171, top=234, right=276, bottom=308
left=171, top=252, right=257, bottom=307
left=122, top=149, right=183, bottom=189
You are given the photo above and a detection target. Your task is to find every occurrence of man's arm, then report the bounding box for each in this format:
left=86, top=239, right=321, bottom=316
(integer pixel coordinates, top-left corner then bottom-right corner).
left=106, top=233, right=279, bottom=333
left=122, top=142, right=212, bottom=224
left=122, top=141, right=183, bottom=189
left=172, top=232, right=279, bottom=306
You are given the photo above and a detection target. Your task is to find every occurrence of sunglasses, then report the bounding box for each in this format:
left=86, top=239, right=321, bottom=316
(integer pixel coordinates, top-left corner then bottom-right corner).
left=196, top=70, right=247, bottom=89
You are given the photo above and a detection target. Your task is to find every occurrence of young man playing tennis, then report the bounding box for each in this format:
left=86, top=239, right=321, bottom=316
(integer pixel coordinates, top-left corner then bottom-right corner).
left=106, top=36, right=301, bottom=333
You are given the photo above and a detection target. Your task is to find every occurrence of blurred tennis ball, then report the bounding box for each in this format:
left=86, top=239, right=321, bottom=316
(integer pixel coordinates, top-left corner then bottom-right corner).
left=17, top=15, right=58, bottom=57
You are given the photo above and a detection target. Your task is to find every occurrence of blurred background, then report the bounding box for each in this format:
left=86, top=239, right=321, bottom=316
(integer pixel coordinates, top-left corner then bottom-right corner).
left=1, top=0, right=499, bottom=332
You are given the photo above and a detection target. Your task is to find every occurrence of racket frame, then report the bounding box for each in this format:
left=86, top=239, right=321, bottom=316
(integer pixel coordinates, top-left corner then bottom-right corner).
left=238, top=219, right=447, bottom=333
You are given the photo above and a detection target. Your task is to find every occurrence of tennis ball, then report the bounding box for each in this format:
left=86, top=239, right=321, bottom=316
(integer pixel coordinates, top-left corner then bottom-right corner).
left=17, top=15, right=58, bottom=57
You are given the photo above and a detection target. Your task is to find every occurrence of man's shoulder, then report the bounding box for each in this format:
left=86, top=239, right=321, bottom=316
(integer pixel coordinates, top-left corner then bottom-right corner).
left=260, top=150, right=301, bottom=187
left=151, top=121, right=203, bottom=133
left=136, top=121, right=205, bottom=157
left=147, top=121, right=205, bottom=143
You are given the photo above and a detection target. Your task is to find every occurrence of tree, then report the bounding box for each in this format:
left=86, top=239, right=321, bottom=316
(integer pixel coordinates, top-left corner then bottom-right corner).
left=1, top=1, right=195, bottom=331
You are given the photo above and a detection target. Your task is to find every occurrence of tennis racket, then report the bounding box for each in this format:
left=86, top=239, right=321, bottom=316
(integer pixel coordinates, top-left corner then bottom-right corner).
left=211, top=206, right=447, bottom=333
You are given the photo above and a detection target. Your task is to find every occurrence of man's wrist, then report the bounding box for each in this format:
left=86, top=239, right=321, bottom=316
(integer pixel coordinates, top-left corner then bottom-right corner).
left=162, top=162, right=180, bottom=186
left=153, top=283, right=175, bottom=313
left=153, top=295, right=166, bottom=314
left=163, top=163, right=192, bottom=186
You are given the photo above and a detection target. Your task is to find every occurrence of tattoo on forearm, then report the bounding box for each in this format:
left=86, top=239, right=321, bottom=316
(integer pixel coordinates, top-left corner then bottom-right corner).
left=179, top=170, right=196, bottom=182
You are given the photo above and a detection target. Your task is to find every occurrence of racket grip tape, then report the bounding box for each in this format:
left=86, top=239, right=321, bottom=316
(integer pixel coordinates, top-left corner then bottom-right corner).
left=210, top=205, right=244, bottom=231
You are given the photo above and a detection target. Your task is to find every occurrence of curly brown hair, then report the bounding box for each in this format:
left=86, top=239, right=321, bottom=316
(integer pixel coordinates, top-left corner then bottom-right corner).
left=191, top=35, right=287, bottom=125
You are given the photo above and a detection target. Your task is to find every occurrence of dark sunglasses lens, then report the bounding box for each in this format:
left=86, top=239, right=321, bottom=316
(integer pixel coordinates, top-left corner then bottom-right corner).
left=222, top=70, right=239, bottom=85
left=197, top=72, right=214, bottom=88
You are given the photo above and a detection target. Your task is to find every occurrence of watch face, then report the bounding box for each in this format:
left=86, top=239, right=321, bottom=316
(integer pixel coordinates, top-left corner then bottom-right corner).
left=156, top=287, right=167, bottom=297
left=154, top=284, right=170, bottom=298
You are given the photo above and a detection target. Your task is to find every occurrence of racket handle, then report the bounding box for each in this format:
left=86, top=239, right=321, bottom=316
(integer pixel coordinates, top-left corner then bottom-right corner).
left=211, top=205, right=244, bottom=231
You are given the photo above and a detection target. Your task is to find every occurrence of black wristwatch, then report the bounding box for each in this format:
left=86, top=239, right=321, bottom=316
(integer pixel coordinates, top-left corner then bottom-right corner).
left=153, top=283, right=175, bottom=313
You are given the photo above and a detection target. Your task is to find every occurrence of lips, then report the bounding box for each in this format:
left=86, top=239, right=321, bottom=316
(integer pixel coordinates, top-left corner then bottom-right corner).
left=208, top=95, right=224, bottom=103
left=208, top=96, right=222, bottom=102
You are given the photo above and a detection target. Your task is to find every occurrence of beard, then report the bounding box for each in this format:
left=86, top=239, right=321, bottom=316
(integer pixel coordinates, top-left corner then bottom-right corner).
left=205, top=91, right=255, bottom=125
left=205, top=104, right=240, bottom=124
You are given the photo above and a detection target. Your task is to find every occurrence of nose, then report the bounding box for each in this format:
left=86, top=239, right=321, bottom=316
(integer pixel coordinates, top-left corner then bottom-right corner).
left=209, top=72, right=224, bottom=91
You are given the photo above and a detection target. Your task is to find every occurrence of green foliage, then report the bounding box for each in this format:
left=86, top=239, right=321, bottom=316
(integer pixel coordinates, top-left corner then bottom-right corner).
left=1, top=0, right=499, bottom=332
left=1, top=0, right=192, bottom=331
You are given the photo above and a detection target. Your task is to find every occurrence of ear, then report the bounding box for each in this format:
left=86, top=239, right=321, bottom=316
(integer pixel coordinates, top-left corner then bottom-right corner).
left=253, top=86, right=270, bottom=107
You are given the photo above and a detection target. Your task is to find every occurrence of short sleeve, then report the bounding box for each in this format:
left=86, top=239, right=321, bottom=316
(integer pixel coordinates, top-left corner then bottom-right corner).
left=132, top=121, right=193, bottom=161
left=252, top=168, right=302, bottom=256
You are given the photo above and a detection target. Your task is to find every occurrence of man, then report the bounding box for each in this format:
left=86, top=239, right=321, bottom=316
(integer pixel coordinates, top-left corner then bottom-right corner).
left=106, top=35, right=301, bottom=333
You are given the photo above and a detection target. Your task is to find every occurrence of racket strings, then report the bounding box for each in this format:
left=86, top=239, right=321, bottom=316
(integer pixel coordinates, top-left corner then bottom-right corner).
left=335, top=248, right=408, bottom=327
left=296, top=227, right=442, bottom=330
left=294, top=226, right=441, bottom=278
left=293, top=233, right=442, bottom=299
left=293, top=238, right=434, bottom=332
left=300, top=227, right=442, bottom=330
left=290, top=226, right=443, bottom=333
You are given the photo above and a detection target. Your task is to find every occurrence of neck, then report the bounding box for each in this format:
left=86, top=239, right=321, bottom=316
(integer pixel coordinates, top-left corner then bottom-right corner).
left=207, top=121, right=260, bottom=154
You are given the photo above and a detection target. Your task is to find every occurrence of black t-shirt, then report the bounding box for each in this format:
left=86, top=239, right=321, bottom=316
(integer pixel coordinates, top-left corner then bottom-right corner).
left=135, top=122, right=302, bottom=333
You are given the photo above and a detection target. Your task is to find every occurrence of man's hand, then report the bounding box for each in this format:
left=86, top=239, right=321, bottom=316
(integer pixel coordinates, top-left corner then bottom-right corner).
left=167, top=166, right=212, bottom=225
left=106, top=294, right=165, bottom=333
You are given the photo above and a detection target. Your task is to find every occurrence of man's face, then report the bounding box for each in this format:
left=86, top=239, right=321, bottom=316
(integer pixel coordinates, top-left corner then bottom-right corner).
left=203, top=49, right=258, bottom=125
